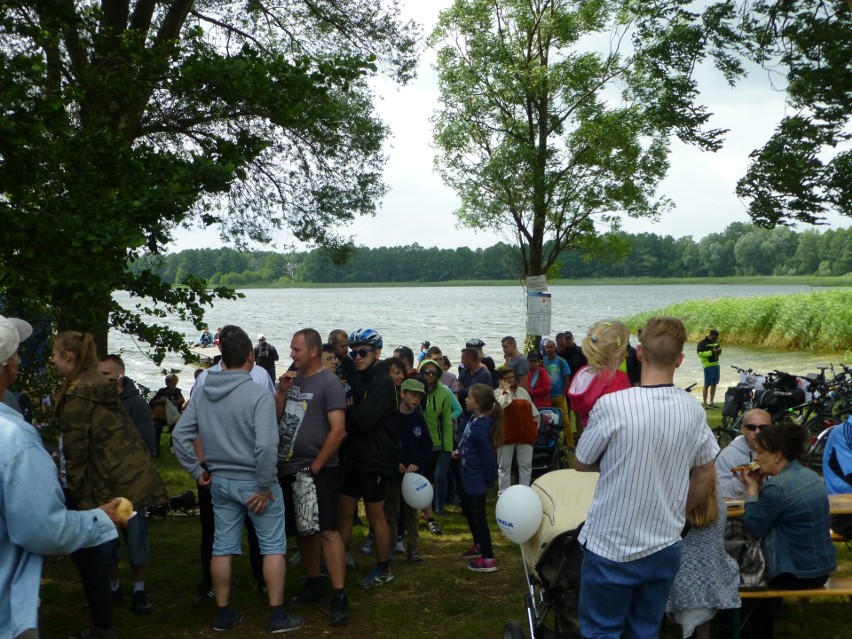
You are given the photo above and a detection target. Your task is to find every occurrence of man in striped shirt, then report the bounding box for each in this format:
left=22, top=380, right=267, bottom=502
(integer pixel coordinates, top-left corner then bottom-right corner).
left=575, top=317, right=718, bottom=639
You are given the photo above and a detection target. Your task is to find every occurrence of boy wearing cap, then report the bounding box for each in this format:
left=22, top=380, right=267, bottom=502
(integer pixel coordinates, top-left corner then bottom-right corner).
left=384, top=378, right=433, bottom=564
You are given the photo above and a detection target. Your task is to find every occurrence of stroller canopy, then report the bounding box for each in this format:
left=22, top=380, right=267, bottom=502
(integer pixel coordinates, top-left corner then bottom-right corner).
left=522, top=469, right=599, bottom=570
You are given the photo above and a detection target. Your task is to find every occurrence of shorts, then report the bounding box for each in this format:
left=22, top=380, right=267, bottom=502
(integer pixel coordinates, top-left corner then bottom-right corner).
left=281, top=466, right=341, bottom=537
left=704, top=365, right=720, bottom=386
left=103, top=509, right=149, bottom=567
left=339, top=467, right=387, bottom=504
left=210, top=475, right=285, bottom=556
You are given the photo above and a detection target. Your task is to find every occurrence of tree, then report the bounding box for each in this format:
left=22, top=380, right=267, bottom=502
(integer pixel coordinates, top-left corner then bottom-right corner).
left=0, top=1, right=417, bottom=362
left=730, top=1, right=852, bottom=227
left=633, top=1, right=852, bottom=227
left=430, top=0, right=727, bottom=283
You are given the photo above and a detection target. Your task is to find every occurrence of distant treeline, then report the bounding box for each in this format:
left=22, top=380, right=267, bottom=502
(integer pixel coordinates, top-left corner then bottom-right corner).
left=132, top=223, right=851, bottom=286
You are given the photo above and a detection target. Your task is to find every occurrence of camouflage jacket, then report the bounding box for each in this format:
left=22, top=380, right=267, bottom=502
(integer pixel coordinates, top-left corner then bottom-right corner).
left=58, top=369, right=168, bottom=510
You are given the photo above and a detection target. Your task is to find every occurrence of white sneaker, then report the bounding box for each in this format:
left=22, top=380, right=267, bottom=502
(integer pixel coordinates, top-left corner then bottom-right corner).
left=393, top=536, right=406, bottom=554
left=360, top=533, right=374, bottom=555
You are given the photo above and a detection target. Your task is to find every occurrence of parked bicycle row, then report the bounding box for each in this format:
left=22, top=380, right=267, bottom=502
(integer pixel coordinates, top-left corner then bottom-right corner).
left=713, top=363, right=852, bottom=473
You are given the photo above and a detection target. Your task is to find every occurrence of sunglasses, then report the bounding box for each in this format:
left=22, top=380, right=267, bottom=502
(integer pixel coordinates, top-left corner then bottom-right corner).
left=349, top=348, right=373, bottom=359
left=422, top=369, right=439, bottom=376
left=743, top=423, right=768, bottom=432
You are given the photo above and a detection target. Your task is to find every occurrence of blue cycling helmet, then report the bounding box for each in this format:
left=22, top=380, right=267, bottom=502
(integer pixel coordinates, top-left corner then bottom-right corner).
left=349, top=328, right=383, bottom=349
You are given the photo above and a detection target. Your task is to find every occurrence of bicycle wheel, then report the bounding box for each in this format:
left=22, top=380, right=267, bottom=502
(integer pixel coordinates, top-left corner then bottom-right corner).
left=714, top=416, right=738, bottom=448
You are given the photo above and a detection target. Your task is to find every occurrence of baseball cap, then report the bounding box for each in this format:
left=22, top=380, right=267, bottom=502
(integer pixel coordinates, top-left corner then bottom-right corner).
left=400, top=378, right=426, bottom=394
left=257, top=333, right=266, bottom=341
left=0, top=315, right=33, bottom=365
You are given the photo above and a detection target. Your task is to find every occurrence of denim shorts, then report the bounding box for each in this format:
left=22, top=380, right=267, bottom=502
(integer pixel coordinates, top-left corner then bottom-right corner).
left=211, top=476, right=285, bottom=556
left=704, top=365, right=721, bottom=385
left=103, top=509, right=149, bottom=566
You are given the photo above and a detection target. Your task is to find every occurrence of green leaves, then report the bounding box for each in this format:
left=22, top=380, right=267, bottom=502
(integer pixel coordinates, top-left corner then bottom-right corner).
left=0, top=1, right=416, bottom=356
left=432, top=0, right=706, bottom=277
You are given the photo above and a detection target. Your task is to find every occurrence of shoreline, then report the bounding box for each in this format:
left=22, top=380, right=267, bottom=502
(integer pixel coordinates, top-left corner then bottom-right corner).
left=219, top=275, right=851, bottom=290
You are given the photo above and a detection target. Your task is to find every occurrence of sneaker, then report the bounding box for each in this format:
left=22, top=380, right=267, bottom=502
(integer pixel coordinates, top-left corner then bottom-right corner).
left=426, top=519, right=443, bottom=536
left=193, top=586, right=215, bottom=605
left=468, top=557, right=498, bottom=573
left=393, top=535, right=406, bottom=554
left=213, top=608, right=244, bottom=631
left=288, top=548, right=302, bottom=566
left=407, top=552, right=423, bottom=565
left=359, top=566, right=394, bottom=588
left=345, top=551, right=355, bottom=568
left=461, top=544, right=481, bottom=560
left=269, top=614, right=304, bottom=634
left=360, top=533, right=374, bottom=554
left=292, top=581, right=327, bottom=605
left=131, top=590, right=153, bottom=614
left=330, top=593, right=350, bottom=626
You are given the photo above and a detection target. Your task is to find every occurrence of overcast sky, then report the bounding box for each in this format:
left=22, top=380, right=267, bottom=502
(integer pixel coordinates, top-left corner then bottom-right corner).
left=171, top=0, right=849, bottom=254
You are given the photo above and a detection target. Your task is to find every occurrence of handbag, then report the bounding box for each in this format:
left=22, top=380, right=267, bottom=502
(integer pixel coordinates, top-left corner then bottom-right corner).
left=725, top=518, right=768, bottom=589
left=738, top=537, right=768, bottom=589
left=165, top=399, right=181, bottom=426
left=292, top=468, right=320, bottom=535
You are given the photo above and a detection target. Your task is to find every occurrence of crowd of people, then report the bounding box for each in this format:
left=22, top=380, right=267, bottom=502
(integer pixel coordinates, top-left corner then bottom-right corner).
left=0, top=311, right=848, bottom=639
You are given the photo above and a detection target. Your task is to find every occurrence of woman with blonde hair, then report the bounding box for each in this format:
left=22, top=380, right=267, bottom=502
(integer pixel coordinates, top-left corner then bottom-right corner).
left=52, top=331, right=167, bottom=639
left=666, top=482, right=740, bottom=638
left=567, top=320, right=632, bottom=430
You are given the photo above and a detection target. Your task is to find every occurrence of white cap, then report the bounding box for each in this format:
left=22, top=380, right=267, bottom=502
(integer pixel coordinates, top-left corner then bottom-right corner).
left=257, top=333, right=266, bottom=341
left=0, top=315, right=33, bottom=365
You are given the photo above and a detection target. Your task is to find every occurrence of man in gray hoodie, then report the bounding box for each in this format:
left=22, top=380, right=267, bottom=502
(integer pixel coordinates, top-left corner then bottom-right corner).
left=174, top=325, right=303, bottom=634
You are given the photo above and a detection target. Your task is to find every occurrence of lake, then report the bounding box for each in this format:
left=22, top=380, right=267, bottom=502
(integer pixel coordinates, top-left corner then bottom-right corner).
left=110, top=284, right=843, bottom=394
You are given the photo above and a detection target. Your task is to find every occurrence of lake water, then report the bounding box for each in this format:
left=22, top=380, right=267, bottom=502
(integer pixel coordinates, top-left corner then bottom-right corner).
left=110, top=284, right=843, bottom=394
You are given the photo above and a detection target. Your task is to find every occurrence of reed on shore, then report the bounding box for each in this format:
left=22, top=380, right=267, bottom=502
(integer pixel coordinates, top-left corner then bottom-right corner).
left=622, top=289, right=852, bottom=353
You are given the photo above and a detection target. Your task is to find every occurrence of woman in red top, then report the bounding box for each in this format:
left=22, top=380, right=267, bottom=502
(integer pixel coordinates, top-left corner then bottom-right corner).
left=526, top=351, right=551, bottom=408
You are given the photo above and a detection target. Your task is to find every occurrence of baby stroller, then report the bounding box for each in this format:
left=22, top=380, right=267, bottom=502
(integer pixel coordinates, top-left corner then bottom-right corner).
left=502, top=469, right=599, bottom=639
left=530, top=408, right=566, bottom=479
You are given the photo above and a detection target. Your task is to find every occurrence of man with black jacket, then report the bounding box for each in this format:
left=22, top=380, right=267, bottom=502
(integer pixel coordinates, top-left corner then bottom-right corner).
left=337, top=328, right=399, bottom=588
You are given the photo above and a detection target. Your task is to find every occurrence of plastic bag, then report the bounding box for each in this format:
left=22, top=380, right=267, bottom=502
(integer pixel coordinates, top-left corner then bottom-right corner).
left=292, top=468, right=320, bottom=535
left=165, top=399, right=181, bottom=426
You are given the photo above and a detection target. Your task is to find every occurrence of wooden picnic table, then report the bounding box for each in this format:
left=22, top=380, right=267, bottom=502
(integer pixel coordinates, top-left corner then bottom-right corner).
left=724, top=493, right=852, bottom=518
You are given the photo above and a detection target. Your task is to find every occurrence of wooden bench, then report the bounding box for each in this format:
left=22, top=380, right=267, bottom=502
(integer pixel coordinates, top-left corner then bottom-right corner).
left=731, top=578, right=852, bottom=639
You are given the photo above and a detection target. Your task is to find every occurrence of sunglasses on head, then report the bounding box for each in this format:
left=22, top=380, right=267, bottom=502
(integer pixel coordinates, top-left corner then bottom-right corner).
left=349, top=348, right=373, bottom=359
left=743, top=423, right=768, bottom=432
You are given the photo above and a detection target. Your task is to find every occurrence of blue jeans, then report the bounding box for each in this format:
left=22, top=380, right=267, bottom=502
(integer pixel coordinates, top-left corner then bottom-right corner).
left=433, top=450, right=451, bottom=514
left=211, top=476, right=285, bottom=556
left=579, top=542, right=682, bottom=639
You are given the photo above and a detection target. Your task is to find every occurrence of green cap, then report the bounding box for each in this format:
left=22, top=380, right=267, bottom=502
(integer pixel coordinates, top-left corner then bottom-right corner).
left=400, top=378, right=426, bottom=394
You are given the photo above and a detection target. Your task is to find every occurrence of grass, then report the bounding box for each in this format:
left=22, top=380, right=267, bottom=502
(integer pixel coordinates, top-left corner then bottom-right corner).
left=38, top=418, right=852, bottom=639
left=622, top=289, right=852, bottom=353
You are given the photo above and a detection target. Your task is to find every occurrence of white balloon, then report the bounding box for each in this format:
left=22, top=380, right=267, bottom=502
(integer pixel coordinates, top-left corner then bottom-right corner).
left=402, top=472, right=434, bottom=510
left=495, top=484, right=544, bottom=544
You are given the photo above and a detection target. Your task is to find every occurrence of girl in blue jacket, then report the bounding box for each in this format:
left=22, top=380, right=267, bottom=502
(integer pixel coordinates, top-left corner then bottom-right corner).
left=457, top=383, right=503, bottom=572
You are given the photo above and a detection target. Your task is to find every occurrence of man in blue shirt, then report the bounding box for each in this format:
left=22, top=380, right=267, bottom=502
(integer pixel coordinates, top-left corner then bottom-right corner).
left=542, top=339, right=572, bottom=446
left=1, top=315, right=121, bottom=639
